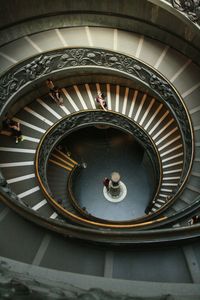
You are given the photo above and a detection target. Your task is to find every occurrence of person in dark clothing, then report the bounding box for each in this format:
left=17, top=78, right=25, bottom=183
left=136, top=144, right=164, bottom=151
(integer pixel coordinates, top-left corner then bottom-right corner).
left=103, top=177, right=110, bottom=191
left=2, top=115, right=24, bottom=143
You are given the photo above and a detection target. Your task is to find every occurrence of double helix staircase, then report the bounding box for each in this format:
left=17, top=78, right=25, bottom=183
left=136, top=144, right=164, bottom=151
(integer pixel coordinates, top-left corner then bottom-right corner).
left=0, top=9, right=200, bottom=287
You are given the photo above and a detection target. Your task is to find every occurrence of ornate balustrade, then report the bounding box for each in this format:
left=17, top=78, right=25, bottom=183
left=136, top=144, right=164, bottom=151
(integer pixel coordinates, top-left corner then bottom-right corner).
left=0, top=48, right=194, bottom=200
left=171, top=0, right=200, bottom=26
left=0, top=47, right=197, bottom=241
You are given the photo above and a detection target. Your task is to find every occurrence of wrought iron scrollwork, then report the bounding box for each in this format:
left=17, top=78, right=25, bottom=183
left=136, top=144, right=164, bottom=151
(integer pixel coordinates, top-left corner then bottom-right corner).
left=0, top=49, right=193, bottom=167
left=0, top=49, right=193, bottom=175
left=0, top=47, right=194, bottom=220
left=171, top=0, right=200, bottom=24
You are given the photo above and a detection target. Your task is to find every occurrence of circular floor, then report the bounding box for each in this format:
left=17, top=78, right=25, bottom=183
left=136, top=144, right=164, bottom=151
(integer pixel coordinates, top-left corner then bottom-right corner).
left=62, top=126, right=157, bottom=221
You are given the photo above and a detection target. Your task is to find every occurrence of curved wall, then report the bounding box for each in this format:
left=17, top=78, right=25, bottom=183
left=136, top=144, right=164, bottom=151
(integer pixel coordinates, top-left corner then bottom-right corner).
left=0, top=0, right=200, bottom=65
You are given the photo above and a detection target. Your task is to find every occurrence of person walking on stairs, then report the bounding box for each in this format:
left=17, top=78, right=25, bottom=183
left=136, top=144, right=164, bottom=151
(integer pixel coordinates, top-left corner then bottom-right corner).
left=95, top=92, right=107, bottom=111
left=46, top=79, right=64, bottom=106
left=2, top=115, right=24, bottom=143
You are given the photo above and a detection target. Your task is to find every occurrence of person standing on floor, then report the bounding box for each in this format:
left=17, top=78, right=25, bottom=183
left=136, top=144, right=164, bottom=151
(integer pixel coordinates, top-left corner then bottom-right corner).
left=103, top=177, right=110, bottom=191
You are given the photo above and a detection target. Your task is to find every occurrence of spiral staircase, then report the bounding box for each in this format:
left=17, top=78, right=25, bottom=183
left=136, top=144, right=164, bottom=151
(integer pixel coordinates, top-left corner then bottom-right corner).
left=0, top=1, right=200, bottom=298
